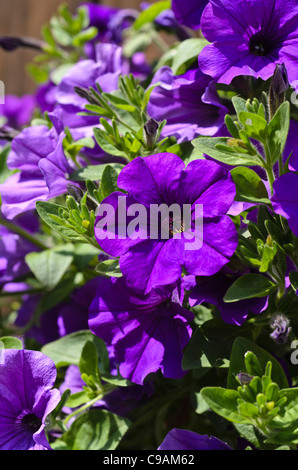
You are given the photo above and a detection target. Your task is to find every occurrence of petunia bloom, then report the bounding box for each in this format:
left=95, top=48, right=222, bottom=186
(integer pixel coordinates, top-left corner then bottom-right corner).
left=89, top=276, right=194, bottom=385
left=0, top=94, right=36, bottom=129
left=0, top=113, right=76, bottom=220
left=158, top=428, right=232, bottom=450
left=186, top=268, right=268, bottom=326
left=147, top=66, right=227, bottom=144
left=271, top=172, right=298, bottom=236
left=95, top=153, right=238, bottom=294
left=171, top=0, right=209, bottom=30
left=55, top=42, right=146, bottom=137
left=0, top=349, right=61, bottom=450
left=198, top=0, right=298, bottom=85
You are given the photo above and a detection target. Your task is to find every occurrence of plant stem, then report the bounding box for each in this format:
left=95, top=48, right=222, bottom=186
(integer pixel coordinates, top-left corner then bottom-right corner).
left=0, top=216, right=48, bottom=250
left=263, top=140, right=275, bottom=196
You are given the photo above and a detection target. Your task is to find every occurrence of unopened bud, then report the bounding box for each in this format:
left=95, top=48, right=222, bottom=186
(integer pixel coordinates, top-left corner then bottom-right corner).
left=269, top=64, right=289, bottom=119
left=144, top=118, right=159, bottom=149
left=0, top=126, right=19, bottom=141
left=74, top=86, right=100, bottom=106
left=67, top=184, right=84, bottom=203
left=0, top=35, right=44, bottom=52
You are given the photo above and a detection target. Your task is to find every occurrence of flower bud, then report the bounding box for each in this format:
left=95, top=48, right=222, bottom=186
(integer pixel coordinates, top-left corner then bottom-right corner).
left=0, top=126, right=19, bottom=141
left=67, top=184, right=84, bottom=203
left=269, top=64, right=289, bottom=119
left=74, top=86, right=100, bottom=106
left=0, top=35, right=44, bottom=52
left=144, top=118, right=159, bottom=150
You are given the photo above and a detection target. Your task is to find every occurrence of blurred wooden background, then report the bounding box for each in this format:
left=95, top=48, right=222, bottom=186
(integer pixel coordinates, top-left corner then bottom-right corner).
left=0, top=0, right=151, bottom=95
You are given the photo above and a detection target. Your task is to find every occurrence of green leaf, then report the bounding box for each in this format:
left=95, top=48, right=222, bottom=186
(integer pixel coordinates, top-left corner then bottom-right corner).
left=133, top=1, right=171, bottom=30
left=79, top=341, right=100, bottom=381
left=267, top=101, right=290, bottom=165
left=100, top=165, right=120, bottom=198
left=234, top=423, right=274, bottom=450
left=41, top=330, right=110, bottom=371
left=37, top=275, right=80, bottom=315
left=93, top=128, right=129, bottom=158
left=73, top=244, right=100, bottom=270
left=72, top=27, right=98, bottom=47
left=231, top=166, right=270, bottom=204
left=201, top=387, right=251, bottom=424
left=50, top=389, right=71, bottom=420
left=182, top=319, right=252, bottom=370
left=223, top=274, right=276, bottom=302
left=123, top=30, right=154, bottom=57
left=191, top=136, right=262, bottom=167
left=102, top=92, right=137, bottom=113
left=227, top=337, right=289, bottom=390
left=289, top=271, right=298, bottom=292
left=232, top=96, right=248, bottom=116
left=96, top=259, right=123, bottom=278
left=238, top=112, right=268, bottom=140
left=172, top=38, right=208, bottom=75
left=0, top=336, right=23, bottom=350
left=51, top=63, right=75, bottom=85
left=65, top=391, right=90, bottom=409
left=0, top=145, right=16, bottom=184
left=100, top=374, right=132, bottom=388
left=70, top=163, right=124, bottom=182
left=244, top=351, right=263, bottom=377
left=62, top=409, right=130, bottom=450
left=36, top=201, right=87, bottom=243
left=25, top=244, right=74, bottom=290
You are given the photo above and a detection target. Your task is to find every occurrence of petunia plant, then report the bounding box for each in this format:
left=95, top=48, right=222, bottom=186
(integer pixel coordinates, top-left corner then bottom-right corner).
left=1, top=0, right=298, bottom=452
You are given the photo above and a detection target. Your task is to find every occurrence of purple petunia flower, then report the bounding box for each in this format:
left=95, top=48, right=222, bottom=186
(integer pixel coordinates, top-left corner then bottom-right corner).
left=271, top=172, right=298, bottom=236
left=171, top=0, right=209, bottom=30
left=0, top=349, right=61, bottom=450
left=140, top=2, right=190, bottom=41
left=158, top=428, right=232, bottom=450
left=286, top=120, right=298, bottom=171
left=147, top=66, right=227, bottom=143
left=95, top=153, right=238, bottom=294
left=35, top=81, right=57, bottom=114
left=55, top=42, right=140, bottom=138
left=0, top=113, right=76, bottom=220
left=198, top=0, right=298, bottom=85
left=186, top=267, right=268, bottom=326
left=0, top=94, right=36, bottom=129
left=81, top=3, right=137, bottom=45
left=89, top=276, right=194, bottom=385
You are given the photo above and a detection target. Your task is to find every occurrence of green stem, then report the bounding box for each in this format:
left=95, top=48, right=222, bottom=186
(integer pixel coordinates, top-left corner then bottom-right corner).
left=63, top=394, right=104, bottom=425
left=152, top=31, right=170, bottom=54
left=263, top=140, right=275, bottom=196
left=0, top=216, right=48, bottom=250
left=62, top=385, right=116, bottom=425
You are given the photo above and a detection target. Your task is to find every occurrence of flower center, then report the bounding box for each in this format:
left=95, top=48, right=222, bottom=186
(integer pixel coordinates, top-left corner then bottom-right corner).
left=249, top=32, right=272, bottom=56
left=168, top=215, right=185, bottom=237
left=21, top=413, right=42, bottom=433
